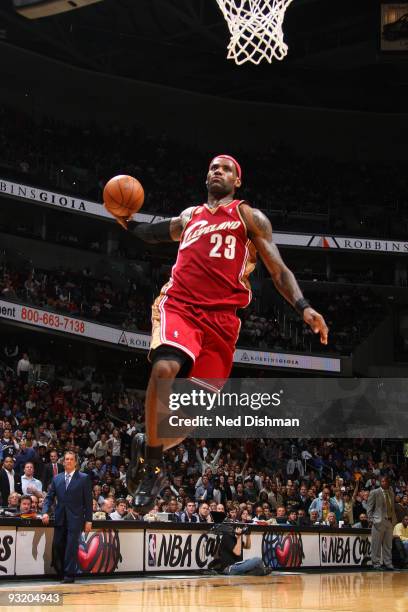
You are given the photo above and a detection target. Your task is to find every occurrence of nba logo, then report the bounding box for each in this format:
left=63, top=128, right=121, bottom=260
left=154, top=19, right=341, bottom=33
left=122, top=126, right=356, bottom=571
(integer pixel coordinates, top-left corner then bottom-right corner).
left=148, top=534, right=156, bottom=566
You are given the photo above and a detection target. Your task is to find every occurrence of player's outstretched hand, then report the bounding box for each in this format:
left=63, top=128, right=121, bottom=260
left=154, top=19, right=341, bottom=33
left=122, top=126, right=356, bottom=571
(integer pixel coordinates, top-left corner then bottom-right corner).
left=303, top=308, right=329, bottom=345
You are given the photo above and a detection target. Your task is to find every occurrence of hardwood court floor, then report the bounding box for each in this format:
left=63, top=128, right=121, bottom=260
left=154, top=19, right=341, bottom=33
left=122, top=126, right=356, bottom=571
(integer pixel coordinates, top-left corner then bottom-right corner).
left=0, top=571, right=407, bottom=612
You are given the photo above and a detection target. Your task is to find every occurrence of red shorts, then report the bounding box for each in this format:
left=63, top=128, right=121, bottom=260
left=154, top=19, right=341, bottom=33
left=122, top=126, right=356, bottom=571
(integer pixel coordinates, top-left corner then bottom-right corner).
left=150, top=294, right=240, bottom=391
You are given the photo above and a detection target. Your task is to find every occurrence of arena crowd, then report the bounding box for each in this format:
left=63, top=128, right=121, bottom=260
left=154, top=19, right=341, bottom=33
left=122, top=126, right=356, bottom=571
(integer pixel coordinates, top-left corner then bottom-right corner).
left=0, top=104, right=407, bottom=239
left=0, top=262, right=386, bottom=356
left=0, top=363, right=407, bottom=529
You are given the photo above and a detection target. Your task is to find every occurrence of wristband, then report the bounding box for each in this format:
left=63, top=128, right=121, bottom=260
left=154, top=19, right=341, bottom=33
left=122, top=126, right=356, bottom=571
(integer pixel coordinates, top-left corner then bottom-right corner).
left=294, top=298, right=310, bottom=315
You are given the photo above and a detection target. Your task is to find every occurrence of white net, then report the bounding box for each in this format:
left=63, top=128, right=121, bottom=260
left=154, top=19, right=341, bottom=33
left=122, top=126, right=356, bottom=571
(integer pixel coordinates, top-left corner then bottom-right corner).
left=216, top=0, right=293, bottom=65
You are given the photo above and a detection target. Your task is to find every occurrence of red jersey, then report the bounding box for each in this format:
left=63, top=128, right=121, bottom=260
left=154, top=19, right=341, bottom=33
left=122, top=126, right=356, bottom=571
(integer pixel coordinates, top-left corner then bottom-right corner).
left=162, top=200, right=257, bottom=308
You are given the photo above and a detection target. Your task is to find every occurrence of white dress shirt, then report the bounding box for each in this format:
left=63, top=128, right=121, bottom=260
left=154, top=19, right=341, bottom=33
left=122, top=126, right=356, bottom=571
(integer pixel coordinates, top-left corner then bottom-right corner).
left=21, top=475, right=42, bottom=495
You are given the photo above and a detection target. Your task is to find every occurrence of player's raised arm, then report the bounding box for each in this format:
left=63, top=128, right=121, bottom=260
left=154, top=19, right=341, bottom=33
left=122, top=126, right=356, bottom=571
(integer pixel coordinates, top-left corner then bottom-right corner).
left=115, top=207, right=195, bottom=243
left=240, top=203, right=329, bottom=345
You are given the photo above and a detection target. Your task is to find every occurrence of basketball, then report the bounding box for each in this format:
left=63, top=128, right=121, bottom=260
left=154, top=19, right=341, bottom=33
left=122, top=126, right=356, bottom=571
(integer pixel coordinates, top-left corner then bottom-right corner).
left=103, top=175, right=144, bottom=218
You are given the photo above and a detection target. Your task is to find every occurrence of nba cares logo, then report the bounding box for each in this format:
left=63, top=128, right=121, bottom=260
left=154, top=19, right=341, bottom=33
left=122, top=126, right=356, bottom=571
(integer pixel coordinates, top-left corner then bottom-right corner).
left=180, top=220, right=208, bottom=250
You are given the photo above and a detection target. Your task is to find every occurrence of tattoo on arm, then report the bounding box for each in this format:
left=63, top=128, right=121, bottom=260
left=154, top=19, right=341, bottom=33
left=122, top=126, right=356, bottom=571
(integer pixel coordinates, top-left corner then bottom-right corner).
left=240, top=204, right=303, bottom=307
left=170, top=206, right=195, bottom=241
left=169, top=217, right=184, bottom=241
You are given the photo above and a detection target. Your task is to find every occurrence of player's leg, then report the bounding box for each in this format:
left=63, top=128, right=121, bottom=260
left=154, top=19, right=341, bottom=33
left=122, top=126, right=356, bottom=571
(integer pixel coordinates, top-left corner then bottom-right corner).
left=129, top=296, right=202, bottom=509
left=128, top=353, right=183, bottom=495
left=130, top=352, right=196, bottom=509
left=188, top=308, right=240, bottom=390
left=145, top=355, right=191, bottom=451
left=145, top=295, right=203, bottom=451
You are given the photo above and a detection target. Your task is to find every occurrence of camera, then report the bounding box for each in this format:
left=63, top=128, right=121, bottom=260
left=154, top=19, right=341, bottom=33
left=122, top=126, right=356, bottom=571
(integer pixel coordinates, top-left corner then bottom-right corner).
left=210, top=520, right=251, bottom=536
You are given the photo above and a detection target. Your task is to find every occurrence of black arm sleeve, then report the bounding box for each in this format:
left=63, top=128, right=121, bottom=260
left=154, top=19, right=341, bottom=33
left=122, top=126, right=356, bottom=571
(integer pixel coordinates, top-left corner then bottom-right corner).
left=128, top=219, right=173, bottom=244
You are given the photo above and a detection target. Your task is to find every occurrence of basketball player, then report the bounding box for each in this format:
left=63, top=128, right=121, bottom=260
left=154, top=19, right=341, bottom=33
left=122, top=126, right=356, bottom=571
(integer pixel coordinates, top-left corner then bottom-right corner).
left=115, top=155, right=328, bottom=510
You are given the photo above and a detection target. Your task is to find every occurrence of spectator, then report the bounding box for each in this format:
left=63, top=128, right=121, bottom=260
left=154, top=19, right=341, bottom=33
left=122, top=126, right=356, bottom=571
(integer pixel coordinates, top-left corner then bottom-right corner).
left=98, top=498, right=115, bottom=519
left=19, top=495, right=32, bottom=515
left=124, top=502, right=143, bottom=521
left=179, top=501, right=199, bottom=523
left=92, top=433, right=110, bottom=459
left=197, top=502, right=213, bottom=523
left=330, top=487, right=345, bottom=523
left=195, top=475, right=213, bottom=501
left=284, top=483, right=301, bottom=513
left=298, top=484, right=311, bottom=513
left=14, top=440, right=37, bottom=476
left=110, top=498, right=128, bottom=520
left=394, top=495, right=406, bottom=524
left=323, top=512, right=338, bottom=528
left=297, top=508, right=311, bottom=527
left=227, top=507, right=239, bottom=522
left=30, top=495, right=39, bottom=513
left=0, top=457, right=22, bottom=505
left=286, top=455, right=304, bottom=480
left=16, top=353, right=31, bottom=384
left=353, top=513, right=370, bottom=529
left=287, top=511, right=298, bottom=526
left=196, top=443, right=222, bottom=475
left=0, top=430, right=19, bottom=460
left=310, top=509, right=321, bottom=525
left=393, top=515, right=408, bottom=568
left=43, top=450, right=64, bottom=490
left=275, top=506, right=288, bottom=525
left=108, top=429, right=122, bottom=466
left=21, top=462, right=43, bottom=497
left=165, top=499, right=181, bottom=521
left=7, top=492, right=21, bottom=510
left=309, top=488, right=336, bottom=521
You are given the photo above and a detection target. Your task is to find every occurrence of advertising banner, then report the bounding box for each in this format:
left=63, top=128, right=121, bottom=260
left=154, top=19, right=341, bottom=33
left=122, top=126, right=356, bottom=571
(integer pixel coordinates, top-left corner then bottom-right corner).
left=4, top=526, right=373, bottom=576
left=145, top=529, right=221, bottom=571
left=15, top=528, right=55, bottom=576
left=1, top=178, right=407, bottom=254
left=77, top=528, right=143, bottom=574
left=14, top=528, right=143, bottom=576
left=251, top=530, right=320, bottom=569
left=0, top=300, right=342, bottom=373
left=0, top=300, right=150, bottom=351
left=234, top=348, right=341, bottom=373
left=0, top=528, right=16, bottom=577
left=320, top=533, right=372, bottom=567
left=145, top=529, right=322, bottom=572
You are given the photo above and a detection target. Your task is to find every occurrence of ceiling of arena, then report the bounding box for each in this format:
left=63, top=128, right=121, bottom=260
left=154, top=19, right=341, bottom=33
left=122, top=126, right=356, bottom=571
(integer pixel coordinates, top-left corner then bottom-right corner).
left=0, top=0, right=407, bottom=111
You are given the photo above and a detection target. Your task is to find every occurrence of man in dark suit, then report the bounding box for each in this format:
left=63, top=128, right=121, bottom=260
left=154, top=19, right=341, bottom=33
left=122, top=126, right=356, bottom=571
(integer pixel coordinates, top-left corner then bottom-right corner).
left=43, top=450, right=64, bottom=491
left=0, top=457, right=22, bottom=505
left=42, top=451, right=93, bottom=583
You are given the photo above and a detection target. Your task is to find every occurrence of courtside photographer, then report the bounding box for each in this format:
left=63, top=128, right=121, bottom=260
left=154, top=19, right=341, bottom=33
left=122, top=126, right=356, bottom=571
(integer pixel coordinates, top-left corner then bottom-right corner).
left=208, top=521, right=267, bottom=575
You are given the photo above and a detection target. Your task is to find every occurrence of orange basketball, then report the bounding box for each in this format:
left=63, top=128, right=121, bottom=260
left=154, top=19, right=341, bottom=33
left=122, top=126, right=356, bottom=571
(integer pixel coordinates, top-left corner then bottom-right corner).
left=103, top=175, right=144, bottom=218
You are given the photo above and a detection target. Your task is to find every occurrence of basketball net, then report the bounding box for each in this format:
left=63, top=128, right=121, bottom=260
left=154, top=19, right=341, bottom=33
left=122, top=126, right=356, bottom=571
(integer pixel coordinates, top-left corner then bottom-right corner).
left=216, top=0, right=293, bottom=65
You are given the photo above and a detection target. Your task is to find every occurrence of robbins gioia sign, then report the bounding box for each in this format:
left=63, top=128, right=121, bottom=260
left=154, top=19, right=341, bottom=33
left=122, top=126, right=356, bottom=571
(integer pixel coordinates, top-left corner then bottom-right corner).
left=1, top=178, right=407, bottom=254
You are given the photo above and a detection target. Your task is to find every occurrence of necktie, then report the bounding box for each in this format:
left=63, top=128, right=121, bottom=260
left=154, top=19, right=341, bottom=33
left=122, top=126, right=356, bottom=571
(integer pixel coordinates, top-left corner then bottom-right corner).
left=65, top=473, right=71, bottom=489
left=385, top=490, right=392, bottom=518
left=53, top=464, right=57, bottom=477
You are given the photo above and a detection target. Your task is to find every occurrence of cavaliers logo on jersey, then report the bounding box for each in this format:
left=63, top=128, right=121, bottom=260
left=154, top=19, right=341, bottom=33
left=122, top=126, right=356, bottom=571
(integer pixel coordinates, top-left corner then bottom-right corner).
left=180, top=219, right=241, bottom=250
